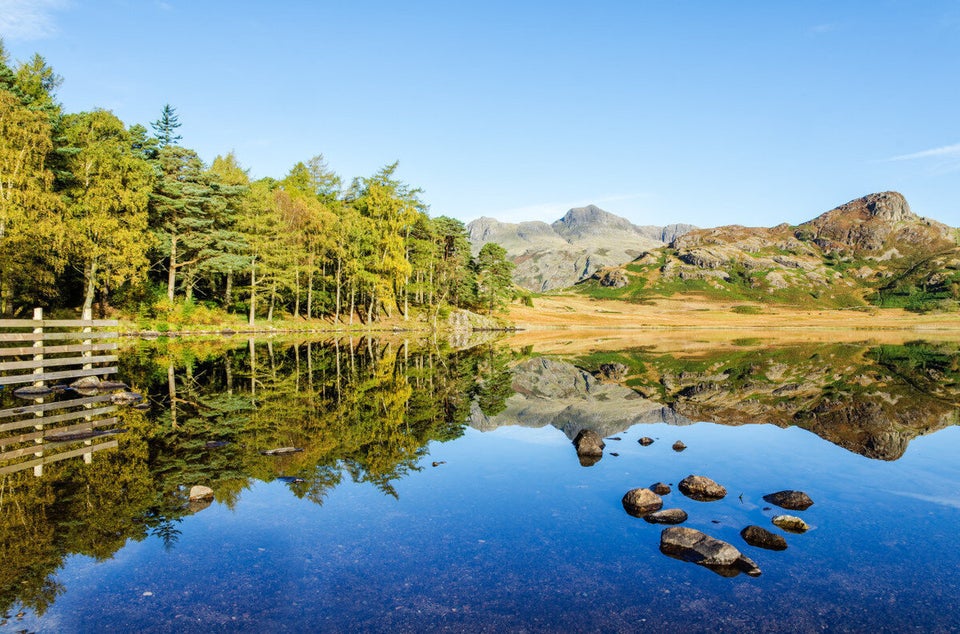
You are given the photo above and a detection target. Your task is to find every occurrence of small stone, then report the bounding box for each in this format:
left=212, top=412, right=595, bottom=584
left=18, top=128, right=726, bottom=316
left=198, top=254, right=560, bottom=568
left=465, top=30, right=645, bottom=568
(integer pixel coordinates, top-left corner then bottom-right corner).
left=639, top=437, right=654, bottom=446
left=763, top=490, right=814, bottom=511
left=609, top=452, right=620, bottom=457
left=622, top=488, right=664, bottom=517
left=741, top=525, right=788, bottom=551
left=678, top=475, right=727, bottom=501
left=431, top=461, right=446, bottom=467
left=142, top=591, right=153, bottom=597
left=70, top=376, right=101, bottom=389
left=672, top=440, right=687, bottom=451
left=189, top=485, right=214, bottom=501
left=772, top=515, right=810, bottom=533
left=606, top=437, right=622, bottom=441
left=644, top=508, right=688, bottom=525
left=650, top=482, right=671, bottom=495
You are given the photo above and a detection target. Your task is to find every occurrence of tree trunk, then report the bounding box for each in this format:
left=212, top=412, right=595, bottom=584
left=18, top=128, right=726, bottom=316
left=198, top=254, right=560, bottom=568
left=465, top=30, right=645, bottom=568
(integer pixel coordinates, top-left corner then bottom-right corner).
left=248, top=257, right=257, bottom=326
left=225, top=269, right=233, bottom=306
left=307, top=268, right=313, bottom=319
left=335, top=259, right=343, bottom=324
left=167, top=232, right=178, bottom=301
left=348, top=283, right=355, bottom=326
left=82, top=258, right=97, bottom=315
left=293, top=268, right=300, bottom=318
left=268, top=281, right=276, bottom=322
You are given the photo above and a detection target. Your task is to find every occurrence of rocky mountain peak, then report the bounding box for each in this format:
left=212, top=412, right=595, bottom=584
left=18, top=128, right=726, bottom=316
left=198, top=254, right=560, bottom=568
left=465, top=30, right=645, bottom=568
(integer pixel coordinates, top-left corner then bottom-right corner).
left=863, top=191, right=912, bottom=221
left=552, top=204, right=634, bottom=237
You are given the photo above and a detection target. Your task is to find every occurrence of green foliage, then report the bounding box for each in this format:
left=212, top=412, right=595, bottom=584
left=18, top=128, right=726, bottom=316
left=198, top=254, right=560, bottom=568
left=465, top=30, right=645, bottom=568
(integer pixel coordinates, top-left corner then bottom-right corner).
left=151, top=103, right=182, bottom=147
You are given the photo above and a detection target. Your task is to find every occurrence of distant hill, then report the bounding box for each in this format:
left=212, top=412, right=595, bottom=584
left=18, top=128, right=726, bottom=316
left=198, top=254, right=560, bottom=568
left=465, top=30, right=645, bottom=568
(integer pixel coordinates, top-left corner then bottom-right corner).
left=576, top=192, right=960, bottom=311
left=467, top=205, right=695, bottom=291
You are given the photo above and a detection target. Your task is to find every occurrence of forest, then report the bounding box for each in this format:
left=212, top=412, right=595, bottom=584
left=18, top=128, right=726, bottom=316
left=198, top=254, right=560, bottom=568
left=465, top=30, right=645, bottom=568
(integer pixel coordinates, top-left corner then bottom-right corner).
left=0, top=43, right=514, bottom=325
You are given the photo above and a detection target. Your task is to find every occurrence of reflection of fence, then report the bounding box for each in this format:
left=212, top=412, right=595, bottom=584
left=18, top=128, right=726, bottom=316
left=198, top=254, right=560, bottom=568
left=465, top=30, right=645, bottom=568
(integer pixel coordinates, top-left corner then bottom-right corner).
left=0, top=308, right=120, bottom=476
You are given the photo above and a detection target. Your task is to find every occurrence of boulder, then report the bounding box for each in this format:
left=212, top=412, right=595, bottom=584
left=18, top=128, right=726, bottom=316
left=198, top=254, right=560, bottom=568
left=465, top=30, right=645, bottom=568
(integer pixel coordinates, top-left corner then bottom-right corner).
left=650, top=482, right=671, bottom=495
left=597, top=268, right=628, bottom=288
left=70, top=376, right=101, bottom=389
left=597, top=362, right=629, bottom=381
left=672, top=440, right=687, bottom=451
left=763, top=490, right=814, bottom=511
left=678, top=475, right=727, bottom=501
left=660, top=527, right=761, bottom=577
left=573, top=429, right=605, bottom=457
left=740, top=525, right=788, bottom=551
left=644, top=508, right=687, bottom=525
left=189, top=485, right=214, bottom=501
left=772, top=515, right=810, bottom=533
left=621, top=488, right=664, bottom=517
left=639, top=437, right=655, bottom=446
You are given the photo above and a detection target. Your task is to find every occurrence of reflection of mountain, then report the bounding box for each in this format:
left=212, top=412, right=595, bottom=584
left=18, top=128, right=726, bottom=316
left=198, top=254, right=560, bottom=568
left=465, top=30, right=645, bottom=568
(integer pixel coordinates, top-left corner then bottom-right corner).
left=468, top=357, right=691, bottom=438
left=573, top=342, right=960, bottom=461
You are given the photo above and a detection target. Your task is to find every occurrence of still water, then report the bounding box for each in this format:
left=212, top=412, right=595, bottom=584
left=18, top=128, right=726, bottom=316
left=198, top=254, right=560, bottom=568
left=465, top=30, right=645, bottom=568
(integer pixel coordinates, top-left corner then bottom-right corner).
left=1, top=336, right=959, bottom=632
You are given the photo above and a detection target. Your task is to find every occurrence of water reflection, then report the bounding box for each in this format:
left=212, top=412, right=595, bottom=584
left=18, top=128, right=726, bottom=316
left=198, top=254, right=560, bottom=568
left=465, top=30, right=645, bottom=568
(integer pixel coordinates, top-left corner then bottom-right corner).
left=0, top=336, right=958, bottom=627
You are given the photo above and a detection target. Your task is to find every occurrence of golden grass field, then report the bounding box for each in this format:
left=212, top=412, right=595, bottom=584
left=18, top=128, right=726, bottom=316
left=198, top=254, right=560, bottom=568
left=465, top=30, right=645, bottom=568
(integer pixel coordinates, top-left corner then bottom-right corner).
left=503, top=293, right=960, bottom=354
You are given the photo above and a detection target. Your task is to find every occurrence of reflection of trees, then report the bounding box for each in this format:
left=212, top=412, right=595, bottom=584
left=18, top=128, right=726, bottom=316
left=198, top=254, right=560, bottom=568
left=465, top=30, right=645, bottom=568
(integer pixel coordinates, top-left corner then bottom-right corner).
left=0, top=337, right=513, bottom=616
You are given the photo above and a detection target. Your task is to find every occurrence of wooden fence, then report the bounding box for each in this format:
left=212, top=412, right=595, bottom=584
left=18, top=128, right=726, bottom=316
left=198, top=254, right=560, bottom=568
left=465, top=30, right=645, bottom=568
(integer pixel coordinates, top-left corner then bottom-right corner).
left=0, top=308, right=121, bottom=476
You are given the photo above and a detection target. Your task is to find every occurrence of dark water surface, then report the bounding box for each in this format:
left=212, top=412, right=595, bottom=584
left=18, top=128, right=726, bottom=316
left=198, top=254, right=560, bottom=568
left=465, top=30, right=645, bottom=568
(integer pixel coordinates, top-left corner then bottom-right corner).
left=1, top=337, right=959, bottom=632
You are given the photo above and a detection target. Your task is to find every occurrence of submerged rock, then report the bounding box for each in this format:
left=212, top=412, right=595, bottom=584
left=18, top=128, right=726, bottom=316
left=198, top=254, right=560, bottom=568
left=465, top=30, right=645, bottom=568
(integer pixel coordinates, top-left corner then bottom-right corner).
left=639, top=437, right=655, bottom=446
left=773, top=515, right=810, bottom=533
left=644, top=508, right=688, bottom=525
left=13, top=385, right=53, bottom=398
left=622, top=488, right=664, bottom=517
left=672, top=440, right=687, bottom=451
left=763, top=490, right=814, bottom=511
left=98, top=380, right=128, bottom=390
left=660, top=527, right=762, bottom=577
left=679, top=475, right=727, bottom=501
left=650, top=482, right=672, bottom=495
left=741, top=525, right=788, bottom=551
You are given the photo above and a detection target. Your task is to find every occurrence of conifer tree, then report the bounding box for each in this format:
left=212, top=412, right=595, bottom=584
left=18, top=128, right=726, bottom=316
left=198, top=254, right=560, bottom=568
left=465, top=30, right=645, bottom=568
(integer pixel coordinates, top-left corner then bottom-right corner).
left=151, top=104, right=182, bottom=148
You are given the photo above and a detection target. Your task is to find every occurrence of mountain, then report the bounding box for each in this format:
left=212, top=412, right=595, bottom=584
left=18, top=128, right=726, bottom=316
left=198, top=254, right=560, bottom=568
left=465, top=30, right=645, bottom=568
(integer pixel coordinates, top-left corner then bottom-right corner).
left=582, top=192, right=960, bottom=310
left=467, top=205, right=695, bottom=291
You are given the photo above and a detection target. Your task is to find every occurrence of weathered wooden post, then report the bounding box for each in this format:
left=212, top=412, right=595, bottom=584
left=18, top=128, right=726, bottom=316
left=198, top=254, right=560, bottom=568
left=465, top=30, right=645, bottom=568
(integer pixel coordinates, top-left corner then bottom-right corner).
left=33, top=308, right=44, bottom=476
left=82, top=308, right=94, bottom=463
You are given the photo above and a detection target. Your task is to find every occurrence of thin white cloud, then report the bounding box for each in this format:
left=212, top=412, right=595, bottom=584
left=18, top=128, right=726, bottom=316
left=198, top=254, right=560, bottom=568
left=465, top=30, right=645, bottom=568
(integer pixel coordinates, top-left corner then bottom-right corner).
left=0, top=0, right=70, bottom=41
left=809, top=23, right=837, bottom=34
left=887, top=143, right=960, bottom=162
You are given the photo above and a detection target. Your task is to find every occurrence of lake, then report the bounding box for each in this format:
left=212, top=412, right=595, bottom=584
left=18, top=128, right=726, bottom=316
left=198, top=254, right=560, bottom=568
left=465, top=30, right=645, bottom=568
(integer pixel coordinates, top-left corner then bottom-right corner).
left=1, top=334, right=959, bottom=632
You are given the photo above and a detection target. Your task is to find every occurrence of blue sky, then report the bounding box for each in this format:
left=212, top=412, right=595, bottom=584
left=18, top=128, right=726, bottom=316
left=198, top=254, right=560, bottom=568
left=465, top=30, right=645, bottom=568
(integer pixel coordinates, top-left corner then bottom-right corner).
left=3, top=0, right=960, bottom=228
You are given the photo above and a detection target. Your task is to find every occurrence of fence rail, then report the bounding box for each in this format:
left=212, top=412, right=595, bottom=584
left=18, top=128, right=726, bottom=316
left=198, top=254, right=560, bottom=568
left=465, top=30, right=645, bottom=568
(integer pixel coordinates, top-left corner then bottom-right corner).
left=0, top=308, right=123, bottom=476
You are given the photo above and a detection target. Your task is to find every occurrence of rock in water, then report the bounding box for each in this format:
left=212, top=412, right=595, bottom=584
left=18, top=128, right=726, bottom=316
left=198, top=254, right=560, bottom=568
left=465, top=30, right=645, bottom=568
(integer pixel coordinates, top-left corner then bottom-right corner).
left=70, top=376, right=101, bottom=389
left=660, top=527, right=762, bottom=577
left=622, top=488, right=664, bottom=517
left=763, top=490, right=814, bottom=511
left=260, top=447, right=304, bottom=456
left=772, top=515, right=810, bottom=533
left=678, top=475, right=727, bottom=501
left=672, top=440, right=687, bottom=451
left=639, top=437, right=654, bottom=446
left=650, top=482, right=672, bottom=495
left=573, top=429, right=605, bottom=456
left=110, top=391, right=144, bottom=405
left=741, top=525, right=788, bottom=551
left=13, top=385, right=53, bottom=398
left=644, top=508, right=688, bottom=525
left=189, top=485, right=214, bottom=501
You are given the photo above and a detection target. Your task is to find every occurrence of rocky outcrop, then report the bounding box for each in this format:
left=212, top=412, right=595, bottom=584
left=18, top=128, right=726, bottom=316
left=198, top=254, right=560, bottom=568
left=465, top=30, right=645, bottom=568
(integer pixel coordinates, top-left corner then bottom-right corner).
left=467, top=205, right=695, bottom=291
left=659, top=527, right=762, bottom=577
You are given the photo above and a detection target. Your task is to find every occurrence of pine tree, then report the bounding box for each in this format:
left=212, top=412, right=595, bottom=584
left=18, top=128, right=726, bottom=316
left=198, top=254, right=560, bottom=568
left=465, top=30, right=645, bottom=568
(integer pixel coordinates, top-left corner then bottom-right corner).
left=151, top=104, right=182, bottom=148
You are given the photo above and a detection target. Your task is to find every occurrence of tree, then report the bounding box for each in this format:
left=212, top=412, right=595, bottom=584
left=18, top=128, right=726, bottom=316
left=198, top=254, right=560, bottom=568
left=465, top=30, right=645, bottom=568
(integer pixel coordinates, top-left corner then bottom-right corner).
left=474, top=242, right=514, bottom=314
left=151, top=104, right=182, bottom=148
left=60, top=110, right=154, bottom=313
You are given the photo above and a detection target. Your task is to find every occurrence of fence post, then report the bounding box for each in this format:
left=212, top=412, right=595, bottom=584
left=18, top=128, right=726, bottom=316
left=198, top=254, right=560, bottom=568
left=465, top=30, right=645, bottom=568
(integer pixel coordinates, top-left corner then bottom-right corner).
left=33, top=307, right=44, bottom=477
left=82, top=307, right=94, bottom=463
